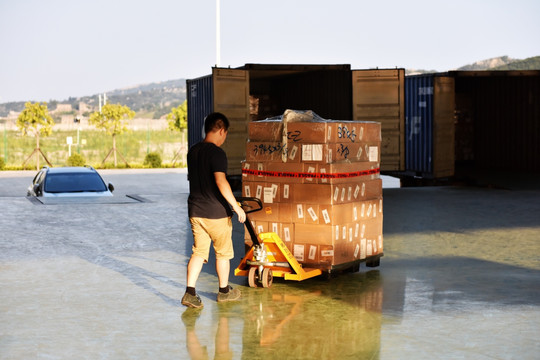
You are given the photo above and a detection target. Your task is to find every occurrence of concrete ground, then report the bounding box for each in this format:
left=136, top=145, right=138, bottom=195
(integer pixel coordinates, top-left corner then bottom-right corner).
left=1, top=169, right=539, bottom=359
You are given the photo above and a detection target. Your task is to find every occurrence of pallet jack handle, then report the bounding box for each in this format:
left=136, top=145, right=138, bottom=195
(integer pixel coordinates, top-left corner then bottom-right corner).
left=236, top=196, right=263, bottom=246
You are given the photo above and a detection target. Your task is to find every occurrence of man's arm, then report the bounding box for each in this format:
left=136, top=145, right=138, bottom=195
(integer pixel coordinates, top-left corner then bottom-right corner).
left=215, top=172, right=246, bottom=223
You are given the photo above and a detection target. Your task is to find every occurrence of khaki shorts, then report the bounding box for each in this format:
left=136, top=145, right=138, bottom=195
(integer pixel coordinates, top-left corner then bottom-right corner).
left=189, top=217, right=233, bottom=262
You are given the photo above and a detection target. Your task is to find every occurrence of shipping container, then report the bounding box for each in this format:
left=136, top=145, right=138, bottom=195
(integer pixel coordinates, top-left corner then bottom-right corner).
left=187, top=64, right=405, bottom=177
left=452, top=70, right=540, bottom=173
left=404, top=74, right=455, bottom=178
left=352, top=69, right=405, bottom=171
left=186, top=75, right=213, bottom=148
left=402, top=70, right=540, bottom=181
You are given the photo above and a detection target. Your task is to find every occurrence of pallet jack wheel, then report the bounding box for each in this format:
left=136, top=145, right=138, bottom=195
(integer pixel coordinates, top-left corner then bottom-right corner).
left=366, top=257, right=380, bottom=268
left=248, top=267, right=258, bottom=288
left=261, top=268, right=273, bottom=288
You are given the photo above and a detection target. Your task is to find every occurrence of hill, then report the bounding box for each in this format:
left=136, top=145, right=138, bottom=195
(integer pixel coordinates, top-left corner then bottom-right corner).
left=457, top=55, right=518, bottom=70
left=491, top=56, right=540, bottom=70
left=406, top=55, right=540, bottom=75
left=0, top=79, right=186, bottom=118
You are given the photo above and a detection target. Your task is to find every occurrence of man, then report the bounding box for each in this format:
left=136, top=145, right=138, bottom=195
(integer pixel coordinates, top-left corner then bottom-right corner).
left=182, top=112, right=246, bottom=309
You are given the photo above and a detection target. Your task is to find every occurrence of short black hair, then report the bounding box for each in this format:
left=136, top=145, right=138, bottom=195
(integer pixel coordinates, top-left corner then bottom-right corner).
left=204, top=112, right=229, bottom=134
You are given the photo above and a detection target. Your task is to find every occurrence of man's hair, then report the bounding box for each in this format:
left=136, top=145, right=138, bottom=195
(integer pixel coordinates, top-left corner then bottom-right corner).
left=204, top=112, right=229, bottom=134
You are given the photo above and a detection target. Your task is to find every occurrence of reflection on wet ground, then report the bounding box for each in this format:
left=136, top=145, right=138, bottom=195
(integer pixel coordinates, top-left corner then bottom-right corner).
left=1, top=171, right=539, bottom=359
left=181, top=271, right=383, bottom=360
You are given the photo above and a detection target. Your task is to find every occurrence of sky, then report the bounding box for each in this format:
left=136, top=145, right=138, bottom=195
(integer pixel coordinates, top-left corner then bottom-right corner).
left=1, top=0, right=539, bottom=103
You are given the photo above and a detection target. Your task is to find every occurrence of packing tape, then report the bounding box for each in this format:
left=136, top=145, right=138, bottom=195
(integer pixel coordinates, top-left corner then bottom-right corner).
left=242, top=167, right=380, bottom=179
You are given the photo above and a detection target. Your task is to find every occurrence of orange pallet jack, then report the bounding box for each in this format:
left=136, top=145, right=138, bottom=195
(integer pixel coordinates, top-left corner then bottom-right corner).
left=234, top=197, right=322, bottom=287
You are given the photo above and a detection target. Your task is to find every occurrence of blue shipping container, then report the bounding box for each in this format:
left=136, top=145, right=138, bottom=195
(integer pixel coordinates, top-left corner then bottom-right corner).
left=405, top=75, right=434, bottom=174
left=186, top=75, right=213, bottom=149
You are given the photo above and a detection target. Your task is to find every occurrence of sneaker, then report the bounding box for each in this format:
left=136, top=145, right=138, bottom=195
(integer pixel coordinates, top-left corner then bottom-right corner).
left=181, top=292, right=203, bottom=308
left=217, top=285, right=241, bottom=302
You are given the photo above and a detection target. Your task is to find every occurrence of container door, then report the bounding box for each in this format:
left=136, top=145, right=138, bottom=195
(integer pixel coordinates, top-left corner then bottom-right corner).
left=352, top=69, right=405, bottom=171
left=187, top=75, right=213, bottom=149
left=405, top=75, right=433, bottom=174
left=212, top=68, right=250, bottom=176
left=432, top=77, right=455, bottom=178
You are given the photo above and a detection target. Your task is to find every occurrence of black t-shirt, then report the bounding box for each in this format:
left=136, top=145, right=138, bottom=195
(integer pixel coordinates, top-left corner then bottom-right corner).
left=187, top=142, right=233, bottom=219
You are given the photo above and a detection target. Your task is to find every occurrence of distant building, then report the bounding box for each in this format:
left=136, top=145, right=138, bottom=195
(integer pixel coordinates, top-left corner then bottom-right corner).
left=78, top=102, right=91, bottom=114
left=54, top=104, right=73, bottom=113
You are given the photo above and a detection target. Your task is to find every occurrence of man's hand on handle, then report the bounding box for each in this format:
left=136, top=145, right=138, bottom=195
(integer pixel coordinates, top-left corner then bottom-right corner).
left=233, top=204, right=246, bottom=223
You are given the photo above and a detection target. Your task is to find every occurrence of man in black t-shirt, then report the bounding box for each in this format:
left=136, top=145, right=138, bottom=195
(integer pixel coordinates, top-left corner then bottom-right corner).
left=182, top=112, right=246, bottom=309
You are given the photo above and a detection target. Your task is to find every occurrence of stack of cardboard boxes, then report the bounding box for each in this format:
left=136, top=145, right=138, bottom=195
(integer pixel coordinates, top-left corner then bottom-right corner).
left=241, top=110, right=383, bottom=271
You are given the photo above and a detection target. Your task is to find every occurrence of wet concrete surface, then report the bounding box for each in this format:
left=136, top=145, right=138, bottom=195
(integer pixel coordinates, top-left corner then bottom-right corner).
left=1, top=169, right=539, bottom=359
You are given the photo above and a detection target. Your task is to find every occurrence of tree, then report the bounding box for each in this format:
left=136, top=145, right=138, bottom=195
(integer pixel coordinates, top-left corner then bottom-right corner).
left=17, top=102, right=55, bottom=170
left=89, top=103, right=135, bottom=167
left=167, top=100, right=187, bottom=132
left=167, top=100, right=188, bottom=166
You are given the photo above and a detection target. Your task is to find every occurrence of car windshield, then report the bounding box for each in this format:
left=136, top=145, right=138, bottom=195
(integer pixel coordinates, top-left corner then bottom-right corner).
left=44, top=172, right=108, bottom=193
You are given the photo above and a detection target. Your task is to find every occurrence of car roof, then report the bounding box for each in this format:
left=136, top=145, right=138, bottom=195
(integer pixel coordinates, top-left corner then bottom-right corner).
left=45, top=167, right=98, bottom=174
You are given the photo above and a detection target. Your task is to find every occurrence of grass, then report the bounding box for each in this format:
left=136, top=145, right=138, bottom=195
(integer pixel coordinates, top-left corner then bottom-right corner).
left=0, top=129, right=187, bottom=170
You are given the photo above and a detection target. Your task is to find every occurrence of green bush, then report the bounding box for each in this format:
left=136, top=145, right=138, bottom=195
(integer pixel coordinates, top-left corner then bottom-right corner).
left=144, top=152, right=162, bottom=168
left=67, top=153, right=86, bottom=167
left=0, top=157, right=5, bottom=170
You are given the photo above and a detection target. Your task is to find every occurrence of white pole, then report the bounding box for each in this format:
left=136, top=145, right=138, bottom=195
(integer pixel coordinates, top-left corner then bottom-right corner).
left=216, top=0, right=221, bottom=67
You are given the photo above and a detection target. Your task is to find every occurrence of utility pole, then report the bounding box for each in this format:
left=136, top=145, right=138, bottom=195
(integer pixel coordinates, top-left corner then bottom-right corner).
left=216, top=0, right=221, bottom=67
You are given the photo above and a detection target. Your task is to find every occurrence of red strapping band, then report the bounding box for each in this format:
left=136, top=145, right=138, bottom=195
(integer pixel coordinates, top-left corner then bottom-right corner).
left=242, top=167, right=380, bottom=179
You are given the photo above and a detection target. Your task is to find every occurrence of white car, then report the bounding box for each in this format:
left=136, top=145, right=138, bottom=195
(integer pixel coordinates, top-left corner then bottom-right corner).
left=27, top=166, right=114, bottom=197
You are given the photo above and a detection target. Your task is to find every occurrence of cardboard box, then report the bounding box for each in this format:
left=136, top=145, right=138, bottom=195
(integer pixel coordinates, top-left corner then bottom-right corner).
left=285, top=121, right=381, bottom=144
left=246, top=141, right=289, bottom=161
left=294, top=223, right=341, bottom=245
left=319, top=244, right=335, bottom=265
left=241, top=161, right=267, bottom=182
left=243, top=161, right=380, bottom=185
left=317, top=161, right=381, bottom=184
left=254, top=221, right=269, bottom=234
left=334, top=121, right=381, bottom=143
left=285, top=121, right=330, bottom=144
left=292, top=183, right=381, bottom=205
left=293, top=203, right=320, bottom=224
left=299, top=142, right=380, bottom=163
left=248, top=120, right=283, bottom=142
left=266, top=162, right=305, bottom=184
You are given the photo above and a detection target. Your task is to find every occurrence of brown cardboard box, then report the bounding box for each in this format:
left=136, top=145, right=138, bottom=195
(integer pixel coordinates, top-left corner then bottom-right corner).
left=246, top=142, right=288, bottom=161
left=242, top=181, right=265, bottom=200
left=292, top=243, right=306, bottom=262
left=242, top=181, right=293, bottom=204
left=266, top=162, right=305, bottom=183
left=244, top=202, right=294, bottom=223
left=285, top=121, right=329, bottom=143
left=318, top=203, right=354, bottom=225
left=304, top=244, right=320, bottom=264
left=285, top=121, right=381, bottom=144
left=278, top=203, right=293, bottom=222
left=352, top=216, right=383, bottom=241
left=300, top=143, right=380, bottom=163
left=248, top=120, right=282, bottom=142
left=292, top=183, right=381, bottom=205
left=241, top=161, right=267, bottom=182
left=332, top=121, right=382, bottom=143
left=254, top=221, right=269, bottom=235
left=293, top=203, right=306, bottom=224
left=246, top=161, right=381, bottom=186
left=319, top=244, right=335, bottom=265
left=294, top=223, right=340, bottom=245
left=317, top=161, right=381, bottom=184
left=304, top=204, right=320, bottom=224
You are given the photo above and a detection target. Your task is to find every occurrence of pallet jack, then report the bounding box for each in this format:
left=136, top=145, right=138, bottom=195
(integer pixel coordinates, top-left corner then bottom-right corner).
left=234, top=197, right=323, bottom=288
